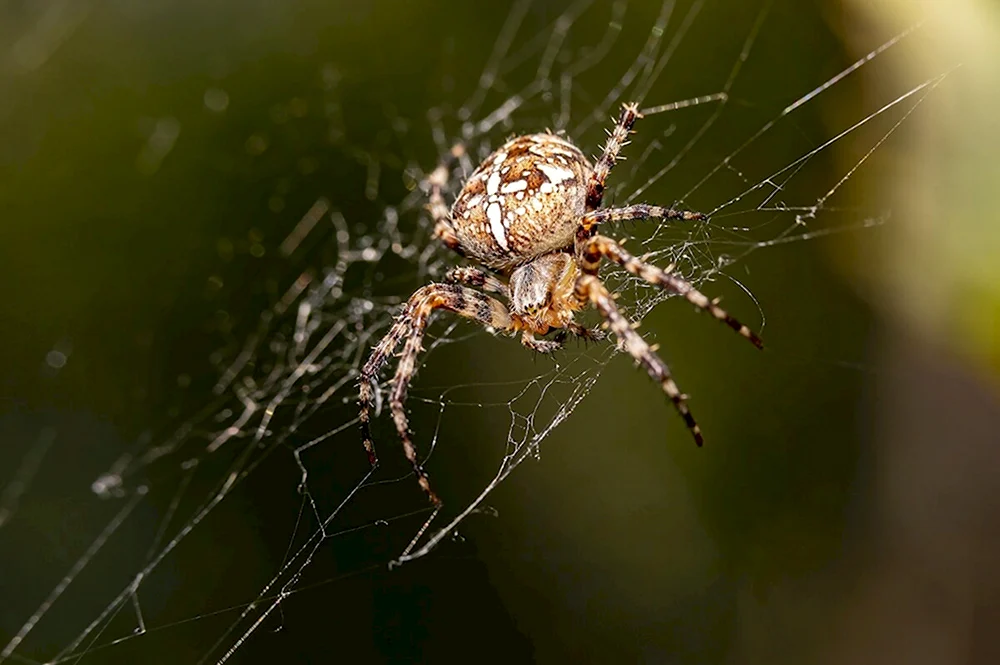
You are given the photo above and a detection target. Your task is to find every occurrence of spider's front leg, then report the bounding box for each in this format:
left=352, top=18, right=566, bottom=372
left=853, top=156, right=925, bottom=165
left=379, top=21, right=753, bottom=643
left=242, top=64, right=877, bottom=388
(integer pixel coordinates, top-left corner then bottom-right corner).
left=580, top=204, right=707, bottom=234
left=579, top=234, right=763, bottom=348
left=573, top=234, right=763, bottom=445
left=574, top=274, right=704, bottom=445
left=587, top=102, right=642, bottom=210
left=585, top=102, right=706, bottom=224
left=359, top=283, right=513, bottom=505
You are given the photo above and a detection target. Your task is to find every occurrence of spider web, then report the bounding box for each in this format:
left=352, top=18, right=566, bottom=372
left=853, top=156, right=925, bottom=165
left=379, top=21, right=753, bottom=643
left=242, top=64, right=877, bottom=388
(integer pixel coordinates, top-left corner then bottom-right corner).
left=0, top=0, right=947, bottom=662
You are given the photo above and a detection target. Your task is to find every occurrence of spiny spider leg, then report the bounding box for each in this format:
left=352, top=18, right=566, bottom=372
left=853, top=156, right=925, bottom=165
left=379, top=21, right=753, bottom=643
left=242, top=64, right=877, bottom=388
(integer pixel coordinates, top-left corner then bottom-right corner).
left=425, top=144, right=467, bottom=257
left=574, top=274, right=704, bottom=445
left=562, top=322, right=606, bottom=343
left=526, top=325, right=606, bottom=353
left=580, top=203, right=707, bottom=234
left=359, top=283, right=513, bottom=505
left=586, top=102, right=642, bottom=210
left=521, top=331, right=564, bottom=354
left=445, top=266, right=511, bottom=299
left=579, top=235, right=763, bottom=349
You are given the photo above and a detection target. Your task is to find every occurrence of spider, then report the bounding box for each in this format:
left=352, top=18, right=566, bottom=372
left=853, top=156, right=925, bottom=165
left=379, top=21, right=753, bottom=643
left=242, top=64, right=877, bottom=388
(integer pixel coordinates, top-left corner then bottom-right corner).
left=359, top=103, right=762, bottom=505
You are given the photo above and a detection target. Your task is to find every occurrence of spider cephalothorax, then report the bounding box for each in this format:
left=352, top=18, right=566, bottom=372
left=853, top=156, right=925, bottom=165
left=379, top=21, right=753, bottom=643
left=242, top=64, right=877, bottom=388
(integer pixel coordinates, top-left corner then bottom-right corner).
left=359, top=103, right=763, bottom=505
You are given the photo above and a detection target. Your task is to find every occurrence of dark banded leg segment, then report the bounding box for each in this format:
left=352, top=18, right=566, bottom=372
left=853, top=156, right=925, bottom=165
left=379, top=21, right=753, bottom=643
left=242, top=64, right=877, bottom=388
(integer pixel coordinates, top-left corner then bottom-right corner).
left=445, top=266, right=511, bottom=300
left=586, top=102, right=641, bottom=210
left=563, top=322, right=606, bottom=343
left=580, top=203, right=706, bottom=234
left=359, top=283, right=513, bottom=504
left=579, top=235, right=763, bottom=350
left=521, top=331, right=563, bottom=354
left=574, top=274, right=703, bottom=446
left=519, top=324, right=605, bottom=354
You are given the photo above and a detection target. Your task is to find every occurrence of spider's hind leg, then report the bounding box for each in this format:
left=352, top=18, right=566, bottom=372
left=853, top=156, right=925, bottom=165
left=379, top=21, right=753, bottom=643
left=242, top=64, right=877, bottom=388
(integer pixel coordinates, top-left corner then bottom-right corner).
left=445, top=266, right=511, bottom=300
left=425, top=144, right=467, bottom=258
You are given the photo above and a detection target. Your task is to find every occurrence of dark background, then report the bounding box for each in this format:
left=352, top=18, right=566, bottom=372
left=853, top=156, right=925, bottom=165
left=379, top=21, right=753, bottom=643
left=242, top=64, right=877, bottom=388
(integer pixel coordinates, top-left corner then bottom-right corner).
left=2, top=1, right=998, bottom=663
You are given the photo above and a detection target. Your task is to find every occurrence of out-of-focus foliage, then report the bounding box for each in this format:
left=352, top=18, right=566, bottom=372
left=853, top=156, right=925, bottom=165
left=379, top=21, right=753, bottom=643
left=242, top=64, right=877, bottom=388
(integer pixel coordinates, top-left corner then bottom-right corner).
left=841, top=0, right=1000, bottom=378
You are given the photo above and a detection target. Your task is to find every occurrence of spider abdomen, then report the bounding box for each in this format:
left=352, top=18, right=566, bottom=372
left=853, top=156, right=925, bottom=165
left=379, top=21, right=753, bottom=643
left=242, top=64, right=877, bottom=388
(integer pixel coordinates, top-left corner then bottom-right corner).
left=450, top=133, right=592, bottom=271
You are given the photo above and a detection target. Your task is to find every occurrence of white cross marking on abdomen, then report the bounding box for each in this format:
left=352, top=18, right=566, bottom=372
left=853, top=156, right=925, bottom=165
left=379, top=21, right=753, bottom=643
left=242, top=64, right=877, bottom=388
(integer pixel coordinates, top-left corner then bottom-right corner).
left=486, top=201, right=509, bottom=250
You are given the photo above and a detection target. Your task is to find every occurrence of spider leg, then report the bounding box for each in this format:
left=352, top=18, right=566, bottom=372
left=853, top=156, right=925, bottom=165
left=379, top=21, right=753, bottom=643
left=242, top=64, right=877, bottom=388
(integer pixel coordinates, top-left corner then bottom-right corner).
left=521, top=331, right=563, bottom=354
left=580, top=203, right=706, bottom=234
left=425, top=145, right=467, bottom=258
left=586, top=102, right=642, bottom=210
left=579, top=234, right=763, bottom=349
left=574, top=274, right=703, bottom=446
left=562, top=322, right=607, bottom=343
left=520, top=322, right=606, bottom=353
left=359, top=283, right=513, bottom=505
left=445, top=266, right=511, bottom=300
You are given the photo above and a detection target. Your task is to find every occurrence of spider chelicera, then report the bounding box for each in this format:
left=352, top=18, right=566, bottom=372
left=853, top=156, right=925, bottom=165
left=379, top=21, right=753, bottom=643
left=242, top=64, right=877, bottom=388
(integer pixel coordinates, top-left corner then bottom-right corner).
left=359, top=103, right=763, bottom=505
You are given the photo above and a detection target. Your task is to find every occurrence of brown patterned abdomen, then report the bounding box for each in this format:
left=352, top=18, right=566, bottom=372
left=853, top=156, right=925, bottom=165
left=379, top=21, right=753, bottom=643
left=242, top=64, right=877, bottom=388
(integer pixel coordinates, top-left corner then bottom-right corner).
left=450, top=133, right=592, bottom=271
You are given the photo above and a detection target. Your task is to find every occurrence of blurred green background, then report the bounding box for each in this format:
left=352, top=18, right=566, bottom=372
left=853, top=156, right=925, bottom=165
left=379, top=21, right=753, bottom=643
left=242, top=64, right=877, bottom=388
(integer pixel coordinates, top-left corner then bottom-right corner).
left=1, top=1, right=998, bottom=663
